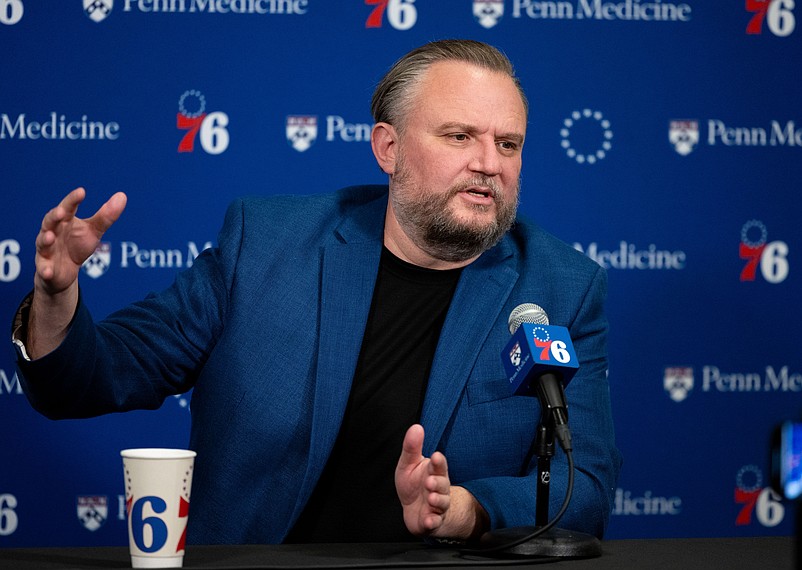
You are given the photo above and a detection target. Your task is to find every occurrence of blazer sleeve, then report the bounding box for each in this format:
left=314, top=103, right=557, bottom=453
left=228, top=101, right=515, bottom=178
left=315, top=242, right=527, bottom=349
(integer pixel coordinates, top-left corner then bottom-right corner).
left=459, top=265, right=622, bottom=538
left=15, top=199, right=248, bottom=419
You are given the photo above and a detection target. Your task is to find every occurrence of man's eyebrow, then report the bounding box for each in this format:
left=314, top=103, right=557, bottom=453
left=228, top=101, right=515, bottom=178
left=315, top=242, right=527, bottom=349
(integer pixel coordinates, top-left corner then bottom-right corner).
left=436, top=121, right=478, bottom=134
left=497, top=132, right=525, bottom=145
left=436, top=122, right=524, bottom=145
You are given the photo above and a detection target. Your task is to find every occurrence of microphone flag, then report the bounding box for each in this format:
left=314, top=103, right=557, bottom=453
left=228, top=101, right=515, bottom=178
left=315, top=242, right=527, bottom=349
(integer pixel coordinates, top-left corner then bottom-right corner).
left=502, top=323, right=579, bottom=397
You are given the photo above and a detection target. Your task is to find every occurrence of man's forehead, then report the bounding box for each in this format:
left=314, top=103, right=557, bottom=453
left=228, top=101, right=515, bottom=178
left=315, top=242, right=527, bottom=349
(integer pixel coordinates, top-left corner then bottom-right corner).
left=419, top=61, right=525, bottom=108
left=411, top=62, right=527, bottom=134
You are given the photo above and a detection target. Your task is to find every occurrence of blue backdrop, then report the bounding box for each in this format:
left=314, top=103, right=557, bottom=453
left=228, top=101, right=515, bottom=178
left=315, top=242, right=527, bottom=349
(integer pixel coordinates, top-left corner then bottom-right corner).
left=1, top=0, right=800, bottom=547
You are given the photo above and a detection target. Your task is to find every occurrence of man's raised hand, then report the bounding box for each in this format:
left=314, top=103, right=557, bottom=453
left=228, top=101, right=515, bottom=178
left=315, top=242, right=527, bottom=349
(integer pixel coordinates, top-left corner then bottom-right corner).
left=35, top=188, right=127, bottom=295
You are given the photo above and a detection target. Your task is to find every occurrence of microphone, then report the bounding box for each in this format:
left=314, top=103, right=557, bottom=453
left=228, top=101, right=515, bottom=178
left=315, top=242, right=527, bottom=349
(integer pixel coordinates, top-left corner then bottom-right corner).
left=472, top=303, right=601, bottom=558
left=507, top=302, right=549, bottom=332
left=501, top=303, right=577, bottom=450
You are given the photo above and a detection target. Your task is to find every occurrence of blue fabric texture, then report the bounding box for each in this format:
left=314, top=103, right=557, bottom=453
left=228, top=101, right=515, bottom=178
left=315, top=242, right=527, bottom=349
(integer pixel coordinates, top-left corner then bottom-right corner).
left=16, top=185, right=621, bottom=544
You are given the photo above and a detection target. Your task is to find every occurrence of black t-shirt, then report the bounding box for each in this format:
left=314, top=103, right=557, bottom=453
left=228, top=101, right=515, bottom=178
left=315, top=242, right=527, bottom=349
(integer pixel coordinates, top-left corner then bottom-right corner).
left=285, top=246, right=462, bottom=543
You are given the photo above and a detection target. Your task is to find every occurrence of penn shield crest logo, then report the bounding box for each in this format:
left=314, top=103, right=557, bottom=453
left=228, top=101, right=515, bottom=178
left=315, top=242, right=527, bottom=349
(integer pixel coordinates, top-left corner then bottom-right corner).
left=82, top=242, right=111, bottom=279
left=508, top=341, right=522, bottom=367
left=77, top=496, right=108, bottom=531
left=669, top=120, right=699, bottom=155
left=84, top=0, right=113, bottom=23
left=286, top=116, right=318, bottom=152
left=474, top=0, right=504, bottom=28
left=664, top=367, right=693, bottom=402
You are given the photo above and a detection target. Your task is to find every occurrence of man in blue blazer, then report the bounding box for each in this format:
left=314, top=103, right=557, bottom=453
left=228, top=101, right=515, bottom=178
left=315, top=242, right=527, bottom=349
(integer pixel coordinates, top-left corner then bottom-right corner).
left=13, top=40, right=621, bottom=545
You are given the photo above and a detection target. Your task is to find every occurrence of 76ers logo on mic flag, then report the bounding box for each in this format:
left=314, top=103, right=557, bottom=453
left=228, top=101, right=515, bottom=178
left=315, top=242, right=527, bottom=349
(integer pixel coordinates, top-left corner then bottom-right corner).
left=503, top=323, right=579, bottom=396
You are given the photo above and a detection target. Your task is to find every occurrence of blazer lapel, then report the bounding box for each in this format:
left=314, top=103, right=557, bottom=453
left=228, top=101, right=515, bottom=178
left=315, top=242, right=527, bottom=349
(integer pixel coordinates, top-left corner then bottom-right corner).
left=419, top=242, right=519, bottom=456
left=299, top=196, right=385, bottom=502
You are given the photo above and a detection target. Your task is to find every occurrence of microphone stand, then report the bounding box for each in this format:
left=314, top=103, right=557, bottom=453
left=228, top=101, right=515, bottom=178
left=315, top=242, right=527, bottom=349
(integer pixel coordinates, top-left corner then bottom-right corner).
left=477, top=414, right=602, bottom=558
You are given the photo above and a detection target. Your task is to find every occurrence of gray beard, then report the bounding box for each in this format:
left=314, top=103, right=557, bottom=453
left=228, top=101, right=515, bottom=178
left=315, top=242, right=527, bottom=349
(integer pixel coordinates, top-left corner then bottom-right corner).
left=390, top=160, right=519, bottom=263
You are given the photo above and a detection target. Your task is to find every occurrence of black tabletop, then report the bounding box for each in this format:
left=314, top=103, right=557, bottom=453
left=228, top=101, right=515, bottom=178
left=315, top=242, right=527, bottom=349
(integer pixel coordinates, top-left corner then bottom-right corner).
left=0, top=537, right=797, bottom=570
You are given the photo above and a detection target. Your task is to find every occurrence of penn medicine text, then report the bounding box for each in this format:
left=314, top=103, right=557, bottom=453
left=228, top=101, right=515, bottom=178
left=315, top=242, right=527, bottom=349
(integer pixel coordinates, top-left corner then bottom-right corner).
left=512, top=0, right=692, bottom=21
left=122, top=0, right=308, bottom=13
left=708, top=120, right=802, bottom=147
left=121, top=241, right=212, bottom=269
left=703, top=366, right=802, bottom=393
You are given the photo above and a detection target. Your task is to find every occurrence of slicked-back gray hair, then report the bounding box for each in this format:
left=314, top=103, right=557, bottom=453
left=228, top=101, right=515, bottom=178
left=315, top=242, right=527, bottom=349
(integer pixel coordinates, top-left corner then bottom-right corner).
left=371, top=39, right=528, bottom=133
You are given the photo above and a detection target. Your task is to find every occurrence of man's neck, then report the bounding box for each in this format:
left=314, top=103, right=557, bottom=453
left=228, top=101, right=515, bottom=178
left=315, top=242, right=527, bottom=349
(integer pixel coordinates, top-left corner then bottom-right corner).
left=382, top=213, right=479, bottom=271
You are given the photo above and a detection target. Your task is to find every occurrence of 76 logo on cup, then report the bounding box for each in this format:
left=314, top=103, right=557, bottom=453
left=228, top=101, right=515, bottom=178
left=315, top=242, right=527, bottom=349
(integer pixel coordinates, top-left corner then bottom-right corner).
left=122, top=449, right=195, bottom=567
left=125, top=463, right=192, bottom=555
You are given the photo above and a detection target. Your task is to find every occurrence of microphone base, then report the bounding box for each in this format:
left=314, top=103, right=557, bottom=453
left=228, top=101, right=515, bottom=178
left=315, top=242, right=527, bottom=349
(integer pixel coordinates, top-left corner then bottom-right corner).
left=478, top=526, right=602, bottom=558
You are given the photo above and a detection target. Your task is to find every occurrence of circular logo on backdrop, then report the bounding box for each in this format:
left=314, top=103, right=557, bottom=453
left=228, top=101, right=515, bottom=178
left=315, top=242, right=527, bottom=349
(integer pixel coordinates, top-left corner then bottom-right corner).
left=740, top=219, right=768, bottom=249
left=736, top=465, right=763, bottom=493
left=178, top=90, right=206, bottom=119
left=561, top=109, right=614, bottom=164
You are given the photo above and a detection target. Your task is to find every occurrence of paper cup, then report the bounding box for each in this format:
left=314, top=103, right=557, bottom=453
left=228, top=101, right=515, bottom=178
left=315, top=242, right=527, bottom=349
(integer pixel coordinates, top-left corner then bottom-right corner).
left=121, top=449, right=196, bottom=568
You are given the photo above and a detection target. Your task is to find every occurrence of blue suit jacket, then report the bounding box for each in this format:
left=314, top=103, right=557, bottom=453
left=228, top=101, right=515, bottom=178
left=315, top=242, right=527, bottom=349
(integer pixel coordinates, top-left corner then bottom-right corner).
left=17, top=185, right=621, bottom=543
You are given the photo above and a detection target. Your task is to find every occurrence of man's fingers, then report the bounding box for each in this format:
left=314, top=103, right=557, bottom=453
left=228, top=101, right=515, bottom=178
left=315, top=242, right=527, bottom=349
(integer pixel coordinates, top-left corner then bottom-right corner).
left=426, top=474, right=450, bottom=495
left=429, top=451, right=448, bottom=477
left=398, top=424, right=425, bottom=470
left=39, top=189, right=126, bottom=239
left=40, top=188, right=85, bottom=234
left=35, top=229, right=55, bottom=251
left=426, top=490, right=450, bottom=513
left=55, top=187, right=87, bottom=221
left=37, top=260, right=54, bottom=281
left=88, top=192, right=127, bottom=235
left=423, top=514, right=444, bottom=531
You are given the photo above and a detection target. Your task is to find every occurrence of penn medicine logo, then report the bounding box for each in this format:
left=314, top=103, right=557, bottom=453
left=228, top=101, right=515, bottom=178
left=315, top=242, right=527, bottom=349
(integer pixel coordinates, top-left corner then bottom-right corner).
left=0, top=113, right=120, bottom=141
left=82, top=242, right=111, bottom=279
left=511, top=0, right=692, bottom=21
left=665, top=365, right=802, bottom=402
left=669, top=120, right=699, bottom=155
left=286, top=116, right=318, bottom=152
left=87, top=0, right=308, bottom=18
left=286, top=115, right=373, bottom=152
left=77, top=496, right=108, bottom=531
left=664, top=367, right=693, bottom=402
left=84, top=0, right=114, bottom=22
left=671, top=118, right=802, bottom=154
left=81, top=241, right=213, bottom=278
left=574, top=241, right=686, bottom=270
left=474, top=0, right=504, bottom=28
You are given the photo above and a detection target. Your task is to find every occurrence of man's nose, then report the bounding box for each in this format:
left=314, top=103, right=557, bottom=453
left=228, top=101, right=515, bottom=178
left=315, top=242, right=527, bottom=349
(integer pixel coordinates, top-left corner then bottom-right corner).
left=468, top=140, right=503, bottom=176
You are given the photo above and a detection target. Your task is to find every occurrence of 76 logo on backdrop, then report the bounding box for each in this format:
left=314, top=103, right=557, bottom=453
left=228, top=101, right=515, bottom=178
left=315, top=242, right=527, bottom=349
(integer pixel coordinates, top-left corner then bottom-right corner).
left=734, top=465, right=785, bottom=527
left=176, top=90, right=230, bottom=154
left=746, top=0, right=796, bottom=36
left=739, top=220, right=789, bottom=283
left=365, top=0, right=417, bottom=30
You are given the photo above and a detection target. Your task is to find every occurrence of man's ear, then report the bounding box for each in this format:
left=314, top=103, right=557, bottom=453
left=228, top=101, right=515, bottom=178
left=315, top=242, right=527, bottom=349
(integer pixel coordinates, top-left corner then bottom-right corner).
left=371, top=122, right=398, bottom=175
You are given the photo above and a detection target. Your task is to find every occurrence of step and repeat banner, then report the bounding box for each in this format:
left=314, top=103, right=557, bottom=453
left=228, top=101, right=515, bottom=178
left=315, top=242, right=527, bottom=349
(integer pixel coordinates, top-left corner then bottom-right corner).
left=1, top=0, right=800, bottom=547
